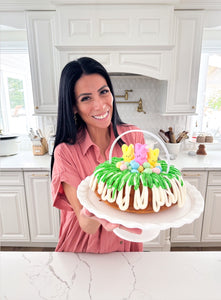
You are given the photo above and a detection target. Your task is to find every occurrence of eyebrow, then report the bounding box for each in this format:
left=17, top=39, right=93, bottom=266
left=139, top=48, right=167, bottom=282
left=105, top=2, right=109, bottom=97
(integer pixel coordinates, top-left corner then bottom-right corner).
left=76, top=85, right=109, bottom=99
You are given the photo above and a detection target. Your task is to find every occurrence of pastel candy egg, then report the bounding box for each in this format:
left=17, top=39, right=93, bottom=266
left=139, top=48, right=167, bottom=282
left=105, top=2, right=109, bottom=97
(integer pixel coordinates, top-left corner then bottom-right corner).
left=152, top=167, right=161, bottom=174
left=128, top=165, right=132, bottom=170
left=130, top=160, right=140, bottom=169
left=143, top=162, right=151, bottom=169
left=116, top=161, right=123, bottom=168
left=155, top=166, right=162, bottom=172
left=124, top=162, right=130, bottom=167
left=143, top=168, right=152, bottom=174
left=138, top=166, right=144, bottom=173
left=120, top=164, right=128, bottom=171
left=131, top=169, right=139, bottom=173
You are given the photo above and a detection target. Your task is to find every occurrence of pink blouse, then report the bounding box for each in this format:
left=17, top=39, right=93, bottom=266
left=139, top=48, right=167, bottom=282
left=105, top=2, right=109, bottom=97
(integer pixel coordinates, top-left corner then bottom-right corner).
left=51, top=124, right=145, bottom=253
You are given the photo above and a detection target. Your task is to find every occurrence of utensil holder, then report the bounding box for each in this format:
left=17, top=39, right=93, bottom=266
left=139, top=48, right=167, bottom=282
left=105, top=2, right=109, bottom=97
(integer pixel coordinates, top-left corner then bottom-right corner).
left=32, top=137, right=48, bottom=156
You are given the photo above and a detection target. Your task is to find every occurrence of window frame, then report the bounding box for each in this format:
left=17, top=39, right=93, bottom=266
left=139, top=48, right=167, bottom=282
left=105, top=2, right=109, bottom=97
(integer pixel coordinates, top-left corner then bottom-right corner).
left=193, top=31, right=221, bottom=141
left=0, top=49, right=35, bottom=134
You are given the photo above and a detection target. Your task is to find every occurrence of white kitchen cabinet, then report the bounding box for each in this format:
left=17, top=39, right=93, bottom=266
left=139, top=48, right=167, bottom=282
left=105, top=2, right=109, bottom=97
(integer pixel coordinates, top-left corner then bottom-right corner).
left=143, top=230, right=170, bottom=252
left=24, top=171, right=60, bottom=243
left=171, top=171, right=207, bottom=243
left=55, top=4, right=174, bottom=47
left=55, top=4, right=174, bottom=80
left=0, top=172, right=30, bottom=242
left=202, top=172, right=221, bottom=242
left=25, top=11, right=59, bottom=114
left=162, top=10, right=204, bottom=114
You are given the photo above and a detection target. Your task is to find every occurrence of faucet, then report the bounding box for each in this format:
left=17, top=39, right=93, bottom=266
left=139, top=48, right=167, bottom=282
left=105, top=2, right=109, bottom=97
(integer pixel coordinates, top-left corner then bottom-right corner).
left=115, top=89, right=133, bottom=100
left=137, top=98, right=146, bottom=114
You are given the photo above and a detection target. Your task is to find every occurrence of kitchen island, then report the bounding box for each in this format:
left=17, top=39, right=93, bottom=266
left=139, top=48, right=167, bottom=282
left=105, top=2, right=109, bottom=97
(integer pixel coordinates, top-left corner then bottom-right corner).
left=1, top=251, right=220, bottom=300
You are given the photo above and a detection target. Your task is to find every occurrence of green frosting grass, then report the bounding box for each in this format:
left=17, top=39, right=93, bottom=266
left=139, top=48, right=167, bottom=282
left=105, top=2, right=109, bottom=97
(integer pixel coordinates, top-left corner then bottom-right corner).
left=94, top=157, right=183, bottom=194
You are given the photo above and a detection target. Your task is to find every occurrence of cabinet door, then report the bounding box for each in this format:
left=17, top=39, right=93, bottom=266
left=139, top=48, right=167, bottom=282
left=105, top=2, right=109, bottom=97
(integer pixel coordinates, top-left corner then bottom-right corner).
left=202, top=186, right=221, bottom=242
left=171, top=171, right=207, bottom=243
left=25, top=11, right=58, bottom=114
left=24, top=172, right=60, bottom=242
left=165, top=11, right=204, bottom=114
left=143, top=230, right=170, bottom=252
left=56, top=4, right=173, bottom=46
left=0, top=186, right=30, bottom=242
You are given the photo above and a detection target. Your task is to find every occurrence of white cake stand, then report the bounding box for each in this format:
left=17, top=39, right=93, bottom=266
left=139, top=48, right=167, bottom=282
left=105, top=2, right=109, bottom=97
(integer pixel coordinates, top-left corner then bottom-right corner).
left=77, top=176, right=204, bottom=242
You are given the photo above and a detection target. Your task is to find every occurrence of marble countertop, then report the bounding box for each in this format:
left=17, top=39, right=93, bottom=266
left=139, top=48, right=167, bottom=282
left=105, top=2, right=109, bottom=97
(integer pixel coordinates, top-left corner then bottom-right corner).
left=0, top=151, right=51, bottom=171
left=171, top=150, right=221, bottom=171
left=0, top=149, right=221, bottom=171
left=1, top=251, right=220, bottom=300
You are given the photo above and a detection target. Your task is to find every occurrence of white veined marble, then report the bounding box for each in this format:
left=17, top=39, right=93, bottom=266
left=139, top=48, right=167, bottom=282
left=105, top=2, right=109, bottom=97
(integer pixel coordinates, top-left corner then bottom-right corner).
left=1, top=251, right=221, bottom=300
left=1, top=149, right=221, bottom=171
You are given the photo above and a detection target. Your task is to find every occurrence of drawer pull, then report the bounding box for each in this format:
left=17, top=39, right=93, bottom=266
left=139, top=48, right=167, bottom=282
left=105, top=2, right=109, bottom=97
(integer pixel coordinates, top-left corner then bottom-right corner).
left=182, top=174, right=201, bottom=177
left=31, top=174, right=49, bottom=177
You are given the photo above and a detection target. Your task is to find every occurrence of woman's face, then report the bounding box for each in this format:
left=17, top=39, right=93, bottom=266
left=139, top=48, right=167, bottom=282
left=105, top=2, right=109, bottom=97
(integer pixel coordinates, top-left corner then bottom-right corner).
left=74, top=73, right=113, bottom=130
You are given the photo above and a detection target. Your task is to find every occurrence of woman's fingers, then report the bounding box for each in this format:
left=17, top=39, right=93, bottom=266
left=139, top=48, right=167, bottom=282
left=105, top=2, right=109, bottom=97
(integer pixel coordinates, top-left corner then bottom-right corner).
left=80, top=207, right=94, bottom=217
left=98, top=219, right=119, bottom=231
left=80, top=207, right=142, bottom=234
left=118, top=225, right=142, bottom=235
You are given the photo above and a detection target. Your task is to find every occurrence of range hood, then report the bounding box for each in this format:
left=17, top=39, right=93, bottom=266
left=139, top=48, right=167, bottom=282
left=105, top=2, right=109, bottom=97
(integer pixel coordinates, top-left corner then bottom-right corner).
left=55, top=3, right=175, bottom=80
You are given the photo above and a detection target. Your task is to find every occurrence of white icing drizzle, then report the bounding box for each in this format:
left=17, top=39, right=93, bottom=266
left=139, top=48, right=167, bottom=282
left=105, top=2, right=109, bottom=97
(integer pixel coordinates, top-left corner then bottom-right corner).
left=90, top=173, right=186, bottom=212
left=134, top=188, right=141, bottom=210
left=174, top=177, right=186, bottom=207
left=116, top=183, right=131, bottom=211
left=140, top=185, right=149, bottom=209
left=152, top=185, right=161, bottom=212
left=89, top=174, right=98, bottom=191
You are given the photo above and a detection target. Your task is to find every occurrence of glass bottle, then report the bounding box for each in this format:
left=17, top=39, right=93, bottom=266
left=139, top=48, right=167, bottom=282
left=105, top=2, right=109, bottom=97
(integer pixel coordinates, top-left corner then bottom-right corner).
left=191, top=121, right=199, bottom=143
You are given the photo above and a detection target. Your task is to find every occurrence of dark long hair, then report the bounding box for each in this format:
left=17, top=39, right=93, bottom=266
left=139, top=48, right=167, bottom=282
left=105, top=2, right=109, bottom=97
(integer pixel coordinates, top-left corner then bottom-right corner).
left=51, top=57, right=125, bottom=174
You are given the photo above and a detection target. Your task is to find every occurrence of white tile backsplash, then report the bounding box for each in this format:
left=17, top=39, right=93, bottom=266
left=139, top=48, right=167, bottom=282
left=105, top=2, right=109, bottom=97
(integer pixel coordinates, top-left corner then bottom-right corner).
left=38, top=76, right=188, bottom=145
left=111, top=76, right=187, bottom=136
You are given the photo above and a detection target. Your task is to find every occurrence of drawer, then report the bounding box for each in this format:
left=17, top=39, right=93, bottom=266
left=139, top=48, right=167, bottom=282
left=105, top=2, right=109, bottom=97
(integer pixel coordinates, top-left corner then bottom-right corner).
left=0, top=171, right=24, bottom=186
left=208, top=171, right=221, bottom=186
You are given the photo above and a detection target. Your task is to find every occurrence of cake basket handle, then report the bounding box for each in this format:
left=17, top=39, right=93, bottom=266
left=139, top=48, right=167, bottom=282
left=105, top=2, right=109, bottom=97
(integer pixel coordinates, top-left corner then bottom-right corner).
left=108, top=129, right=170, bottom=173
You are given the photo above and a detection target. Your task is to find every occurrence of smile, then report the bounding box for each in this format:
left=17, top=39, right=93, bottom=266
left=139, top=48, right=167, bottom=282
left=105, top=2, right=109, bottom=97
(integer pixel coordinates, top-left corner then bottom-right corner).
left=93, top=111, right=109, bottom=120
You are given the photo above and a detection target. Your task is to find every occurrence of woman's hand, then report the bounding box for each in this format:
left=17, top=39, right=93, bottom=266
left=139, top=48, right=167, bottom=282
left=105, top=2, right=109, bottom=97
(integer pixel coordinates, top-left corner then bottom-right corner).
left=80, top=207, right=142, bottom=235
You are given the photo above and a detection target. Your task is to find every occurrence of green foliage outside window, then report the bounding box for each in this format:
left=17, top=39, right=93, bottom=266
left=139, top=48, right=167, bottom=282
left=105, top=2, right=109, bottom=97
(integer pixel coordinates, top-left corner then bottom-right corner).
left=207, top=90, right=221, bottom=111
left=8, top=77, right=25, bottom=109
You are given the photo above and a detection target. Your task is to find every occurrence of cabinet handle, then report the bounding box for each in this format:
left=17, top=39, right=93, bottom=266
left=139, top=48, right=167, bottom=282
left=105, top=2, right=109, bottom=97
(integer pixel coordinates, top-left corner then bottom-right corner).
left=182, top=173, right=200, bottom=177
left=35, top=106, right=39, bottom=109
left=31, top=174, right=49, bottom=177
left=192, top=106, right=195, bottom=109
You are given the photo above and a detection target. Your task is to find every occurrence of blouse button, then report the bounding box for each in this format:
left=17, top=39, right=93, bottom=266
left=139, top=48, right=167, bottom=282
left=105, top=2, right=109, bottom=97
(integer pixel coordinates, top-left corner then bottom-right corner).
left=120, top=241, right=123, bottom=244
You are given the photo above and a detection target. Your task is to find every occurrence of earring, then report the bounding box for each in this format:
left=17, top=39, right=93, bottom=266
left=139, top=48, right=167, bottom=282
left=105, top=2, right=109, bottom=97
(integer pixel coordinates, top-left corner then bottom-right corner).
left=74, top=114, right=77, bottom=125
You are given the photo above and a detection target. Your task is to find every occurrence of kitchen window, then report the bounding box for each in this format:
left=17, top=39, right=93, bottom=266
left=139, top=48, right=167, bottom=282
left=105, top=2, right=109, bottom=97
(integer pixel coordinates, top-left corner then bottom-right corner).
left=193, top=28, right=221, bottom=141
left=0, top=51, right=36, bottom=134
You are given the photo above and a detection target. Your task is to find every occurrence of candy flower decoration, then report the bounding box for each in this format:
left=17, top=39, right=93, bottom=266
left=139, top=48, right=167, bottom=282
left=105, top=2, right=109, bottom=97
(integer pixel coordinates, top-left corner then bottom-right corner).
left=116, top=143, right=161, bottom=174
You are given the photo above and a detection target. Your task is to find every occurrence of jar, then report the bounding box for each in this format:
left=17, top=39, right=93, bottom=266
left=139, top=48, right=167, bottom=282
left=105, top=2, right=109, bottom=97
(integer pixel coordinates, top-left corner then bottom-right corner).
left=48, top=135, right=55, bottom=155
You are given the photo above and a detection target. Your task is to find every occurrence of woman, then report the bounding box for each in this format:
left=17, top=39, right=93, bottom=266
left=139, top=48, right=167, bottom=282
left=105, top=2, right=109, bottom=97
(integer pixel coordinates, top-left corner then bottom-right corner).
left=51, top=57, right=144, bottom=253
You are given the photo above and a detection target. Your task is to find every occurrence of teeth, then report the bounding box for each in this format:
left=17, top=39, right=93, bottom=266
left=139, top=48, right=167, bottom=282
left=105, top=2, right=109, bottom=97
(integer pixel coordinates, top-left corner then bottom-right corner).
left=93, top=111, right=108, bottom=120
